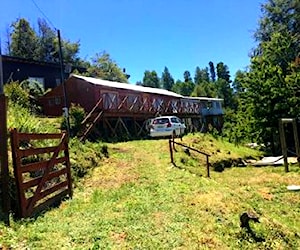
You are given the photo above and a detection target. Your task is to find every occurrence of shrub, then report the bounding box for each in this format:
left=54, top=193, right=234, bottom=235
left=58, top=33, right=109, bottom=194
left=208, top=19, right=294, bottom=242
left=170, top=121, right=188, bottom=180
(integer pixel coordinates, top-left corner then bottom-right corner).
left=69, top=138, right=108, bottom=184
left=61, top=104, right=85, bottom=137
left=4, top=81, right=30, bottom=109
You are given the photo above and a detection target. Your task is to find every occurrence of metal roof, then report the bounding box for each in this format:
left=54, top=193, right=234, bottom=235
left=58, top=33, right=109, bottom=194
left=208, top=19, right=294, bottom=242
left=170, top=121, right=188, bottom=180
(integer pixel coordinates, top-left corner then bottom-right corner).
left=72, top=74, right=183, bottom=98
left=183, top=96, right=223, bottom=101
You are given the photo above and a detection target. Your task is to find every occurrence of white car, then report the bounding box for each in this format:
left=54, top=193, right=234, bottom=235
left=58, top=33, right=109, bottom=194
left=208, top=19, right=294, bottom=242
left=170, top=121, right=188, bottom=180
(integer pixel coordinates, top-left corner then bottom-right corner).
left=149, top=116, right=186, bottom=138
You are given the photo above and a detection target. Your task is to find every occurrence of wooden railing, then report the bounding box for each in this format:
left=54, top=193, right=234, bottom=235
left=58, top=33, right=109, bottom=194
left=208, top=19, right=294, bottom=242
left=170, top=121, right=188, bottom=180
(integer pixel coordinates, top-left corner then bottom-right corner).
left=169, top=138, right=211, bottom=177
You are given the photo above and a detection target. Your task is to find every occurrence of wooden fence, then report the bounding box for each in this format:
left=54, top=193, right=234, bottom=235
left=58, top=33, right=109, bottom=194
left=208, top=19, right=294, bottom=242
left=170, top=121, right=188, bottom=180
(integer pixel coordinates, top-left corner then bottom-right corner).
left=169, top=138, right=211, bottom=177
left=10, top=129, right=72, bottom=218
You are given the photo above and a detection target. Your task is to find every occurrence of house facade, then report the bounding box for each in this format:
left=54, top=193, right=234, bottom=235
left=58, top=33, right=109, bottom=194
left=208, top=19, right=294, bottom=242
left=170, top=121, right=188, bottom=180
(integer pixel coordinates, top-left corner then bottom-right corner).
left=39, top=75, right=224, bottom=140
left=2, top=55, right=86, bottom=89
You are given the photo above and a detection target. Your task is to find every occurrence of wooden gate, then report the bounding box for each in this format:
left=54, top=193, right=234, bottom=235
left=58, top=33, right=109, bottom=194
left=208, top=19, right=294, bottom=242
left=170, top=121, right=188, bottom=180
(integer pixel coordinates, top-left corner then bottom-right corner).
left=10, top=129, right=72, bottom=218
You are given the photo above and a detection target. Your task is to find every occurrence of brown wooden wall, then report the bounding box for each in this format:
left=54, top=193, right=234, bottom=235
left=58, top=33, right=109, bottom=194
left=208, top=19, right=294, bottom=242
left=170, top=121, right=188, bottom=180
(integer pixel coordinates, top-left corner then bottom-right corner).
left=39, top=78, right=182, bottom=117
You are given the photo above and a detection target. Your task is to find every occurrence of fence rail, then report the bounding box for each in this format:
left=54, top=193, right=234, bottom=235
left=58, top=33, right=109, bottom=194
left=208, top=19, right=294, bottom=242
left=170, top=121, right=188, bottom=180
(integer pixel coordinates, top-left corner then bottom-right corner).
left=169, top=138, right=211, bottom=177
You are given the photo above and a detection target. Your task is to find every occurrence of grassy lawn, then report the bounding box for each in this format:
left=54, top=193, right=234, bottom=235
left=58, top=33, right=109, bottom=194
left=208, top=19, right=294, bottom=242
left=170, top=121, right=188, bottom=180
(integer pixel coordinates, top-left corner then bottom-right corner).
left=1, top=133, right=300, bottom=249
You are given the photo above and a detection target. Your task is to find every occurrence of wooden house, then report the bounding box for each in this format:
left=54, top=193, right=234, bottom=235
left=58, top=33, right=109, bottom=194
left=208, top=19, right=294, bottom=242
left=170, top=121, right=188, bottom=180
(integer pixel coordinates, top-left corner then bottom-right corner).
left=2, top=55, right=86, bottom=89
left=39, top=74, right=224, bottom=140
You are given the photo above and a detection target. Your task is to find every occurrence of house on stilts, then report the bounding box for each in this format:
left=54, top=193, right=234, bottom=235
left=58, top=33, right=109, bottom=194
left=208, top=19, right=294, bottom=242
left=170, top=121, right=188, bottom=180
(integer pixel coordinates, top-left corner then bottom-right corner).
left=39, top=74, right=224, bottom=140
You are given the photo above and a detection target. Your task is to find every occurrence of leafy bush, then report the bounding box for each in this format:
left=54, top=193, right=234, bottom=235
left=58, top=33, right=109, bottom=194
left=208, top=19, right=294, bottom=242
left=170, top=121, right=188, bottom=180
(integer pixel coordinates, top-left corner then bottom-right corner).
left=61, top=104, right=85, bottom=137
left=69, top=138, right=108, bottom=184
left=20, top=79, right=45, bottom=114
left=7, top=104, right=58, bottom=133
left=4, top=81, right=30, bottom=109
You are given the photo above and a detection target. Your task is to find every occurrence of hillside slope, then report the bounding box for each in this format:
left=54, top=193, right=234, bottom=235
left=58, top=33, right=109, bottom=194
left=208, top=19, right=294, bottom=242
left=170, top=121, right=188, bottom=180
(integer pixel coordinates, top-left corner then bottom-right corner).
left=1, top=134, right=299, bottom=249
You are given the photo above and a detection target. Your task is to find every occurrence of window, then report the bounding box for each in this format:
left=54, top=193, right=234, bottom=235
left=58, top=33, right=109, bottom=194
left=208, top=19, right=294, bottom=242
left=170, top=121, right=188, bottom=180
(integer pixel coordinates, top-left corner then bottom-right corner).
left=127, top=95, right=139, bottom=110
left=102, top=91, right=118, bottom=109
left=153, top=118, right=169, bottom=124
left=171, top=117, right=180, bottom=123
left=28, top=77, right=45, bottom=89
left=48, top=99, right=54, bottom=106
left=56, top=78, right=61, bottom=86
left=55, top=97, right=61, bottom=105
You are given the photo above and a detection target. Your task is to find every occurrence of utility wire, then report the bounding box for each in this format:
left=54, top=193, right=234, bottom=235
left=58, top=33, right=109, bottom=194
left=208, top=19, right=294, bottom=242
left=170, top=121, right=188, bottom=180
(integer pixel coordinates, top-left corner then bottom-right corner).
left=30, top=0, right=57, bottom=30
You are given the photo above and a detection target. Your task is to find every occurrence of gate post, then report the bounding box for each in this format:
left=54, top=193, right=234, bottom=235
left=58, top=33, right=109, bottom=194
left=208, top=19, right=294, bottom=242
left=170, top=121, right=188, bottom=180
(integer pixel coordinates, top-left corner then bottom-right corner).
left=279, top=118, right=290, bottom=172
left=0, top=94, right=9, bottom=225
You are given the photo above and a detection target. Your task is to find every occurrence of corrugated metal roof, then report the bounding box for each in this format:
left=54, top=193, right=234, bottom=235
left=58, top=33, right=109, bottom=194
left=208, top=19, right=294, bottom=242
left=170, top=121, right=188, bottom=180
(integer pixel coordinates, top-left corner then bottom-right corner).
left=183, top=96, right=223, bottom=101
left=72, top=74, right=183, bottom=98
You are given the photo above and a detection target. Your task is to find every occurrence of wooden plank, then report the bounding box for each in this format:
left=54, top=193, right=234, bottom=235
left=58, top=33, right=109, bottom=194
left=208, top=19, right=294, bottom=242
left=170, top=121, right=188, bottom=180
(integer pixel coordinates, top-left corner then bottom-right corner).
left=292, top=119, right=300, bottom=168
left=30, top=189, right=69, bottom=218
left=137, top=120, right=147, bottom=136
left=11, top=130, right=72, bottom=218
left=63, top=139, right=73, bottom=198
left=26, top=180, right=69, bottom=207
left=81, top=98, right=103, bottom=125
left=80, top=111, right=103, bottom=141
left=129, top=96, right=139, bottom=111
left=17, top=133, right=63, bottom=140
left=173, top=141, right=211, bottom=156
left=26, top=134, right=67, bottom=214
left=19, top=145, right=66, bottom=158
left=206, top=155, right=210, bottom=178
left=104, top=118, right=117, bottom=137
left=169, top=139, right=174, bottom=164
left=21, top=156, right=67, bottom=173
left=118, top=96, right=128, bottom=110
left=10, top=128, right=28, bottom=217
left=118, top=117, right=130, bottom=136
left=0, top=95, right=9, bottom=224
left=22, top=168, right=68, bottom=190
left=279, top=119, right=289, bottom=172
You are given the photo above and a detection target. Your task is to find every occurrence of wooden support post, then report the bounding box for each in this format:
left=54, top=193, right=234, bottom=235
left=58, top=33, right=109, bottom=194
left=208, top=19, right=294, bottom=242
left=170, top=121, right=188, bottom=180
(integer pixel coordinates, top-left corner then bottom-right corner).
left=169, top=139, right=174, bottom=164
left=0, top=94, right=9, bottom=225
left=206, top=155, right=210, bottom=178
left=279, top=119, right=289, bottom=172
left=292, top=119, right=300, bottom=168
left=172, top=133, right=176, bottom=151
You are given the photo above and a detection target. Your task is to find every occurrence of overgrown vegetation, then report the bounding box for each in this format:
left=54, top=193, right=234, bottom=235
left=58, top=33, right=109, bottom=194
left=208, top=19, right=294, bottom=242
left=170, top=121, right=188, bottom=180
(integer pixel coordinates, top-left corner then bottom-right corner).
left=61, top=103, right=86, bottom=137
left=2, top=80, right=108, bottom=215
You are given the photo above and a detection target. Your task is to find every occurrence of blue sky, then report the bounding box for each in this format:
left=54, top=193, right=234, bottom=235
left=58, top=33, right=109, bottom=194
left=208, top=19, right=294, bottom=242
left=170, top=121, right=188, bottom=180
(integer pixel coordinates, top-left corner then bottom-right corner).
left=1, top=0, right=264, bottom=84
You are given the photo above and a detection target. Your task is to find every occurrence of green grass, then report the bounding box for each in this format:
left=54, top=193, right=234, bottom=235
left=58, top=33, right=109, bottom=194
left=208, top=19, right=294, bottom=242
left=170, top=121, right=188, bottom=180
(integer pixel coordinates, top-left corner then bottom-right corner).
left=1, top=133, right=300, bottom=249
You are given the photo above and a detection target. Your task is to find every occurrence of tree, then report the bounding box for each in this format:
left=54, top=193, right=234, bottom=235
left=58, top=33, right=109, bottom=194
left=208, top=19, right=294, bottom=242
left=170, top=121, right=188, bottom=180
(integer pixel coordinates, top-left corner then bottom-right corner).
left=216, top=62, right=231, bottom=82
left=10, top=18, right=38, bottom=59
left=35, top=18, right=56, bottom=62
left=194, top=66, right=209, bottom=84
left=142, top=70, right=160, bottom=88
left=232, top=70, right=247, bottom=94
left=192, top=66, right=215, bottom=97
left=209, top=61, right=216, bottom=82
left=9, top=18, right=82, bottom=66
left=183, top=70, right=192, bottom=83
left=161, top=67, right=174, bottom=90
left=172, top=73, right=194, bottom=96
left=87, top=51, right=128, bottom=83
left=215, top=62, right=234, bottom=108
left=255, top=0, right=300, bottom=46
left=233, top=0, right=300, bottom=151
left=191, top=82, right=216, bottom=97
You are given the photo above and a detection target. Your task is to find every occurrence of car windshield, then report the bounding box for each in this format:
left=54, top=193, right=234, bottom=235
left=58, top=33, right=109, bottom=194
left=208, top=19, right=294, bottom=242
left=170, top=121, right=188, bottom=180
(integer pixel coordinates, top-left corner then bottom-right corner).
left=153, top=118, right=169, bottom=124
